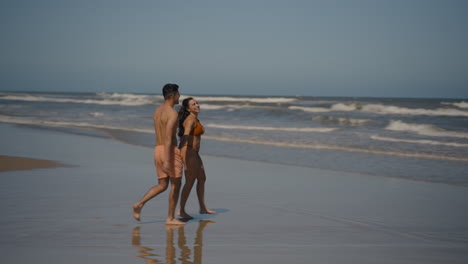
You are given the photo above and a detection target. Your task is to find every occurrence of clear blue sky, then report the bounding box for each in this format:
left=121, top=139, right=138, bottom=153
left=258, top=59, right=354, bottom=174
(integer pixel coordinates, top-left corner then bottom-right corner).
left=1, top=0, right=467, bottom=98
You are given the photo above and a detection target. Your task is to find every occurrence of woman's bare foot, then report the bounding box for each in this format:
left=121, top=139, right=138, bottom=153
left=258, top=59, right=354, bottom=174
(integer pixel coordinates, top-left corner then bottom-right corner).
left=133, top=204, right=142, bottom=221
left=179, top=211, right=194, bottom=220
left=200, top=208, right=216, bottom=214
left=165, top=218, right=186, bottom=225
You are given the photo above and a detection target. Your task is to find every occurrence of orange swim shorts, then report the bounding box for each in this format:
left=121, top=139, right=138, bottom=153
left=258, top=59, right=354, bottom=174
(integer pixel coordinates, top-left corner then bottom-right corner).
left=154, top=145, right=183, bottom=179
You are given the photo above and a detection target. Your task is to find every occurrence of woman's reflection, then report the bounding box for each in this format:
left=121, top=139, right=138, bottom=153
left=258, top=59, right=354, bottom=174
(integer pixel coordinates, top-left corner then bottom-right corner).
left=132, top=220, right=215, bottom=264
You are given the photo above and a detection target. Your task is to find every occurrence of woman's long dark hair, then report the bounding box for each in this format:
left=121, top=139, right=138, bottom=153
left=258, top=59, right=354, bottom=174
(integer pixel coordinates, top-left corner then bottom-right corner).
left=178, top=97, right=194, bottom=137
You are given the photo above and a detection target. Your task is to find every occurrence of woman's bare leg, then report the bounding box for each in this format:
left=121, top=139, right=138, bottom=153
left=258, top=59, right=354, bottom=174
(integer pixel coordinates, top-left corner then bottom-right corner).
left=133, top=178, right=169, bottom=221
left=195, top=156, right=216, bottom=214
left=179, top=173, right=196, bottom=219
left=179, top=148, right=197, bottom=219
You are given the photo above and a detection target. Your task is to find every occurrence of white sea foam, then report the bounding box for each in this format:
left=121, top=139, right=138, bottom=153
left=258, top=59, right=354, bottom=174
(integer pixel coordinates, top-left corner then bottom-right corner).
left=386, top=120, right=468, bottom=139
left=205, top=124, right=337, bottom=132
left=290, top=103, right=468, bottom=117
left=0, top=93, right=163, bottom=106
left=371, top=135, right=468, bottom=147
left=441, top=101, right=468, bottom=109
left=203, top=135, right=468, bottom=163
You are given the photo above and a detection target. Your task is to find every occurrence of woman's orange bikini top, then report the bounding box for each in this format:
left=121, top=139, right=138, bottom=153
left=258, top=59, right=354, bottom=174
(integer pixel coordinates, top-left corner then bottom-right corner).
left=190, top=120, right=205, bottom=136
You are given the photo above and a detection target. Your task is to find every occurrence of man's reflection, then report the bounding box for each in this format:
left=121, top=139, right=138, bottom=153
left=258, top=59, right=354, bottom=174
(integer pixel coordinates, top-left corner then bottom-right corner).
left=132, top=220, right=215, bottom=264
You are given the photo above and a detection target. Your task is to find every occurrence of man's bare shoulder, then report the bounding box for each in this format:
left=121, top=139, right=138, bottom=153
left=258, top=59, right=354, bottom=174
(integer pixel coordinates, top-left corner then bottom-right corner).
left=154, top=104, right=177, bottom=120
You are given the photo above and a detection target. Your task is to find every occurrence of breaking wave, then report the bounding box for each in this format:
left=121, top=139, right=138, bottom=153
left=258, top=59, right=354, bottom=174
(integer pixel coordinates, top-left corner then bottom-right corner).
left=386, top=120, right=468, bottom=139
left=442, top=101, right=468, bottom=109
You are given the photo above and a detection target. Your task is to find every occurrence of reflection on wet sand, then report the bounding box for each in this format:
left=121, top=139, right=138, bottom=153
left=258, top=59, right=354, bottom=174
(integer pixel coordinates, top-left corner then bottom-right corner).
left=132, top=220, right=215, bottom=264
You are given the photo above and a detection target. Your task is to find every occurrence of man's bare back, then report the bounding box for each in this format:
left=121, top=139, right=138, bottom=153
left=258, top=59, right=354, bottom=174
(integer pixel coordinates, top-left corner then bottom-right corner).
left=154, top=105, right=178, bottom=147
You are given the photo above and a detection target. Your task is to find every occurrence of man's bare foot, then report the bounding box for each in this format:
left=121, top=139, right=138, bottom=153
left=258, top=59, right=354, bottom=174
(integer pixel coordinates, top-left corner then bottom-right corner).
left=200, top=208, right=216, bottom=214
left=133, top=204, right=142, bottom=221
left=165, top=218, right=186, bottom=225
left=179, top=211, right=194, bottom=220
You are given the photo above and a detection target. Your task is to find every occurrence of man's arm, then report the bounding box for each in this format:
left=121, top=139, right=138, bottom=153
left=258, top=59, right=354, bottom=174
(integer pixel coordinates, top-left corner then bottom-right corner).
left=162, top=110, right=178, bottom=174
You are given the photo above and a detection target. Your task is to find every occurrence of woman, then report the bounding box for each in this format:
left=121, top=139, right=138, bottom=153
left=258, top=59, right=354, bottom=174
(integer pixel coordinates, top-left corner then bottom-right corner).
left=178, top=97, right=216, bottom=219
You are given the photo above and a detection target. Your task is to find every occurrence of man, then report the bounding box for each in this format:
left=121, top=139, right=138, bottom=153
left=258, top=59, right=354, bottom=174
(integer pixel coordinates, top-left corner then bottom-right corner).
left=133, top=83, right=185, bottom=225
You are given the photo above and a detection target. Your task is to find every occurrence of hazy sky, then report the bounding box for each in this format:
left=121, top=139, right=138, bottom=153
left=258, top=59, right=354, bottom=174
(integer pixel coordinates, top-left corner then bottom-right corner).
left=1, top=0, right=467, bottom=98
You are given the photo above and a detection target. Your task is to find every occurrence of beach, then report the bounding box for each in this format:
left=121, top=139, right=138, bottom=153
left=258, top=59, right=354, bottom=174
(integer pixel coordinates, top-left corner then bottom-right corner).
left=1, top=122, right=468, bottom=264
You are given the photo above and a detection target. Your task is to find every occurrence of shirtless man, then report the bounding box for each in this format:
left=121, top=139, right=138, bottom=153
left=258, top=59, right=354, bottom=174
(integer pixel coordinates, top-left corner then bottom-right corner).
left=133, top=83, right=185, bottom=225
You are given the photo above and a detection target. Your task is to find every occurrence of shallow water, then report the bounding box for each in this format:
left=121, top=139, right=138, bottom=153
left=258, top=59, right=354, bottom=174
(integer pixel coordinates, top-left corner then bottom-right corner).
left=1, top=91, right=467, bottom=185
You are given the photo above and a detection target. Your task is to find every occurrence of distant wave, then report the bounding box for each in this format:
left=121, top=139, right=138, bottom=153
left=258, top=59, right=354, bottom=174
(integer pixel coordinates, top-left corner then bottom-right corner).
left=290, top=103, right=468, bottom=117
left=362, top=104, right=468, bottom=117
left=441, top=101, right=468, bottom=109
left=371, top=135, right=468, bottom=147
left=88, top=112, right=104, bottom=117
left=312, top=116, right=370, bottom=126
left=198, top=104, right=265, bottom=111
left=205, top=123, right=337, bottom=132
left=203, top=135, right=468, bottom=163
left=386, top=120, right=468, bottom=139
left=183, top=95, right=297, bottom=104
left=0, top=93, right=163, bottom=106
left=0, top=93, right=296, bottom=107
left=289, top=103, right=358, bottom=113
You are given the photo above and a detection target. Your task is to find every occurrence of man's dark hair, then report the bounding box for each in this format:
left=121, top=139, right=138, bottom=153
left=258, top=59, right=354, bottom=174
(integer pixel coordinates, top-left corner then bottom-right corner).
left=162, top=83, right=179, bottom=99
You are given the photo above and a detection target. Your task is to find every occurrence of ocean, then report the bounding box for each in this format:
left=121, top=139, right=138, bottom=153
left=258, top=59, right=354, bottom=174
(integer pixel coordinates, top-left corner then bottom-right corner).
left=1, top=91, right=467, bottom=186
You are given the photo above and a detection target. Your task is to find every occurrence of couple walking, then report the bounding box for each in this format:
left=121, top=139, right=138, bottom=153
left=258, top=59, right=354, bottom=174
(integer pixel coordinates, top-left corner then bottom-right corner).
left=133, top=83, right=215, bottom=225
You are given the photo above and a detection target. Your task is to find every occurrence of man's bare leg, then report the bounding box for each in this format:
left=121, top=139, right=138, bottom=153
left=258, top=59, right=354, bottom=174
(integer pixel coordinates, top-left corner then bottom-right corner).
left=133, top=178, right=169, bottom=221
left=166, top=177, right=186, bottom=225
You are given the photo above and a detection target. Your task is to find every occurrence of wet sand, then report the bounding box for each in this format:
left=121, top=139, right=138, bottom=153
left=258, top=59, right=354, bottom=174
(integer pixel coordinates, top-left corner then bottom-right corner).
left=0, top=155, right=66, bottom=172
left=1, top=123, right=467, bottom=264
